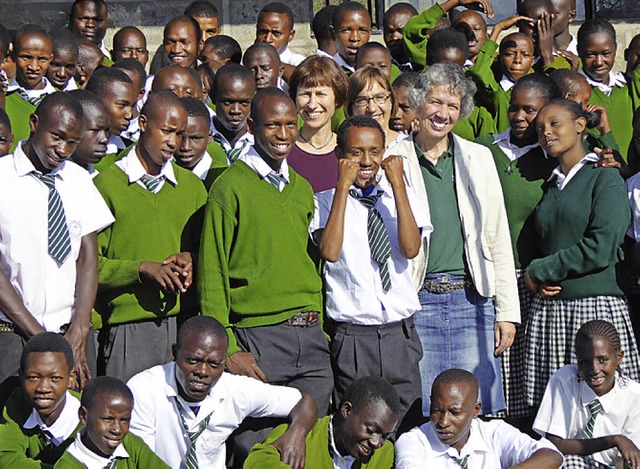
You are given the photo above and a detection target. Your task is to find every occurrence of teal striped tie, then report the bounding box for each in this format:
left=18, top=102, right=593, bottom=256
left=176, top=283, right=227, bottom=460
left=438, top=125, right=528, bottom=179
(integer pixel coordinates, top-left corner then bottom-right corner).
left=15, top=88, right=49, bottom=107
left=104, top=459, right=117, bottom=469
left=265, top=172, right=283, bottom=190
left=139, top=174, right=164, bottom=193
left=450, top=454, right=469, bottom=468
left=583, top=399, right=603, bottom=439
left=349, top=189, right=392, bottom=292
left=174, top=399, right=211, bottom=469
left=213, top=134, right=248, bottom=164
left=31, top=172, right=72, bottom=264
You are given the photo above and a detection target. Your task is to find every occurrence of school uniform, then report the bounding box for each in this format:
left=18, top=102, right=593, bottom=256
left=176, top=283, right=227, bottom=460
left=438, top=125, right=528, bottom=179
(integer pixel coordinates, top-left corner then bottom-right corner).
left=451, top=106, right=497, bottom=141
left=332, top=53, right=355, bottom=74
left=127, top=362, right=302, bottom=469
left=210, top=120, right=254, bottom=166
left=395, top=418, right=562, bottom=468
left=245, top=415, right=395, bottom=469
left=402, top=2, right=447, bottom=72
left=525, top=157, right=640, bottom=407
left=311, top=175, right=432, bottom=417
left=0, top=142, right=114, bottom=381
left=106, top=134, right=128, bottom=156
left=476, top=130, right=557, bottom=418
left=279, top=47, right=306, bottom=66
left=0, top=389, right=82, bottom=467
left=93, top=146, right=207, bottom=382
left=534, top=364, right=640, bottom=468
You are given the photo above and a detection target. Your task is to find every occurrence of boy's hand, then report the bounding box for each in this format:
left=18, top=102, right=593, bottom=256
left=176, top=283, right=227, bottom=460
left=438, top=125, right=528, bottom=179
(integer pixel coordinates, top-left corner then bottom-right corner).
left=226, top=351, right=268, bottom=382
left=381, top=155, right=404, bottom=188
left=271, top=429, right=307, bottom=469
left=558, top=50, right=580, bottom=71
left=336, top=159, right=360, bottom=190
left=537, top=12, right=555, bottom=66
left=587, top=105, right=612, bottom=135
left=491, top=15, right=533, bottom=41
left=163, top=252, right=193, bottom=290
left=614, top=435, right=640, bottom=468
left=138, top=261, right=189, bottom=294
left=457, top=0, right=494, bottom=18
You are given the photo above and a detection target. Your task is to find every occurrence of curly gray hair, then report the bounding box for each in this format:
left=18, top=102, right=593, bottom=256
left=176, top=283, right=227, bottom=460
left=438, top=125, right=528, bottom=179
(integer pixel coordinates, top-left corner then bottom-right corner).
left=409, top=62, right=476, bottom=120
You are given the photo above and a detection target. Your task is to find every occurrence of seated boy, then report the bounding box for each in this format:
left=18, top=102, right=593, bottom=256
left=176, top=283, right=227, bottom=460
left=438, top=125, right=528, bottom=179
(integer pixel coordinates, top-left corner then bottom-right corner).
left=0, top=92, right=114, bottom=385
left=5, top=25, right=55, bottom=153
left=86, top=67, right=136, bottom=157
left=395, top=369, right=563, bottom=468
left=93, top=90, right=207, bottom=383
left=174, top=97, right=216, bottom=189
left=256, top=2, right=305, bottom=67
left=68, top=89, right=110, bottom=177
left=331, top=2, right=372, bottom=74
left=185, top=0, right=221, bottom=41
left=0, top=108, right=14, bottom=157
left=200, top=35, right=242, bottom=66
left=111, top=26, right=149, bottom=67
left=246, top=376, right=400, bottom=468
left=0, top=333, right=81, bottom=466
left=310, top=116, right=430, bottom=428
left=75, top=40, right=104, bottom=89
left=54, top=376, right=169, bottom=468
left=46, top=29, right=79, bottom=92
left=127, top=315, right=317, bottom=469
left=68, top=0, right=110, bottom=62
left=383, top=2, right=418, bottom=70
left=242, top=42, right=285, bottom=91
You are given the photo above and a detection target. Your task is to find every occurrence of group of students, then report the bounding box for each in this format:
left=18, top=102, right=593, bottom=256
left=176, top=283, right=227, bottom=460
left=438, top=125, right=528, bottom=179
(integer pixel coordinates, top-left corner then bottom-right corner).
left=0, top=0, right=640, bottom=467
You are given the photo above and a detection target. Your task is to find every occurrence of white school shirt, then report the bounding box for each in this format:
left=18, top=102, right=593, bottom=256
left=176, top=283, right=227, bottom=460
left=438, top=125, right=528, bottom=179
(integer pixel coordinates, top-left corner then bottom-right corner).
left=311, top=178, right=432, bottom=325
left=579, top=68, right=627, bottom=97
left=395, top=419, right=562, bottom=469
left=626, top=172, right=640, bottom=241
left=316, top=49, right=334, bottom=59
left=493, top=128, right=542, bottom=162
left=549, top=152, right=600, bottom=190
left=190, top=151, right=213, bottom=181
left=328, top=416, right=356, bottom=469
left=23, top=391, right=80, bottom=446
left=106, top=134, right=127, bottom=156
left=499, top=75, right=516, bottom=92
left=240, top=145, right=290, bottom=192
left=0, top=142, right=114, bottom=331
left=332, top=53, right=355, bottom=73
left=127, top=362, right=302, bottom=469
left=66, top=431, right=130, bottom=469
left=280, top=47, right=306, bottom=66
left=115, top=145, right=178, bottom=194
left=62, top=77, right=79, bottom=91
left=534, top=364, right=640, bottom=467
left=6, top=77, right=56, bottom=101
left=211, top=120, right=254, bottom=165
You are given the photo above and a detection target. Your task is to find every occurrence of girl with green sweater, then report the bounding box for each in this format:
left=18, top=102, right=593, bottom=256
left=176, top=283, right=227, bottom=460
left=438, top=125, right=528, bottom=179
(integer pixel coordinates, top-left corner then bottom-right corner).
left=523, top=99, right=640, bottom=408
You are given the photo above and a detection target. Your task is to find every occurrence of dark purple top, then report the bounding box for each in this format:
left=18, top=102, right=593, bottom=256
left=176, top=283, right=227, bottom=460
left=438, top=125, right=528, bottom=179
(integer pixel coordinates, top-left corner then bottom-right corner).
left=287, top=144, right=339, bottom=193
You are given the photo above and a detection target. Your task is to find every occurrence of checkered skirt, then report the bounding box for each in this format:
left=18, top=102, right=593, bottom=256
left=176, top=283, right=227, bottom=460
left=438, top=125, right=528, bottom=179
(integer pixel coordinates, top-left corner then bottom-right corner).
left=561, top=455, right=610, bottom=469
left=499, top=270, right=535, bottom=417
left=524, top=295, right=640, bottom=408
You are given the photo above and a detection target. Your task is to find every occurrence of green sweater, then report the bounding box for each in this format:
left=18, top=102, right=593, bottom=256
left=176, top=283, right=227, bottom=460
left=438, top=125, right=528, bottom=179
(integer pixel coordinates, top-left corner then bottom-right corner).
left=5, top=91, right=36, bottom=153
left=402, top=3, right=445, bottom=71
left=589, top=85, right=636, bottom=162
left=244, top=416, right=394, bottom=469
left=0, top=388, right=82, bottom=468
left=476, top=134, right=557, bottom=269
left=198, top=160, right=323, bottom=355
left=94, top=161, right=207, bottom=326
left=54, top=433, right=169, bottom=468
left=527, top=163, right=629, bottom=298
left=452, top=105, right=497, bottom=141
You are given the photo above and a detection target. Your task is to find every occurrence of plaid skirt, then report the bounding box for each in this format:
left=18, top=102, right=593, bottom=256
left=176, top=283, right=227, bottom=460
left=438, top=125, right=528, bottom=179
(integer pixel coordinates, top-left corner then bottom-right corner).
left=499, top=270, right=535, bottom=417
left=561, top=455, right=610, bottom=469
left=525, top=295, right=640, bottom=407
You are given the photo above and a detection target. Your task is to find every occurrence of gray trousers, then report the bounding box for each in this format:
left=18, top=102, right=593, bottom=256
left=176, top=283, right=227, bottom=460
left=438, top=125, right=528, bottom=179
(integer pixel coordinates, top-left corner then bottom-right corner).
left=97, top=316, right=176, bottom=383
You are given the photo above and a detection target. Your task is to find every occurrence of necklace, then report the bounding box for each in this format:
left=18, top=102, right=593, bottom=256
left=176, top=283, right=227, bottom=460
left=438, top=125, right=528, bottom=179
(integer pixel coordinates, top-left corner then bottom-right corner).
left=299, top=128, right=334, bottom=154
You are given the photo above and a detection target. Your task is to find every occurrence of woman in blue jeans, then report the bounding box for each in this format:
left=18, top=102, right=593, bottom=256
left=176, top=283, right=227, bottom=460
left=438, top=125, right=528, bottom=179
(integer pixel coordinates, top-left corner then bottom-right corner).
left=407, top=63, right=520, bottom=415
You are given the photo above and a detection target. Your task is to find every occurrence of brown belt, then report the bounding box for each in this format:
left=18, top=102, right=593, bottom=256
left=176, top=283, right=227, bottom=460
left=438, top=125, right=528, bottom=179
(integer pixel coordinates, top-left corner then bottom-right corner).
left=0, top=321, right=14, bottom=333
left=422, top=275, right=472, bottom=294
left=282, top=312, right=319, bottom=327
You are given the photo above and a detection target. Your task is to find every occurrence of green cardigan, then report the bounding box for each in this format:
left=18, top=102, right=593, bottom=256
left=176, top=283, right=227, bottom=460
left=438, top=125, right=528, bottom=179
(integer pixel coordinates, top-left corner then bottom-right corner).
left=402, top=3, right=446, bottom=72
left=244, top=416, right=394, bottom=469
left=0, top=388, right=82, bottom=468
left=53, top=433, right=169, bottom=468
left=5, top=91, right=36, bottom=153
left=527, top=163, right=629, bottom=298
left=94, top=160, right=207, bottom=326
left=198, top=160, right=323, bottom=355
left=476, top=134, right=557, bottom=269
left=452, top=105, right=497, bottom=141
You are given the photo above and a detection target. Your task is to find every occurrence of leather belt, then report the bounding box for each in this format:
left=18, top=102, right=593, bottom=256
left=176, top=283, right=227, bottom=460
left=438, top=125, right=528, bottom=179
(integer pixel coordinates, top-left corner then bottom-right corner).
left=282, top=312, right=319, bottom=327
left=422, top=275, right=472, bottom=294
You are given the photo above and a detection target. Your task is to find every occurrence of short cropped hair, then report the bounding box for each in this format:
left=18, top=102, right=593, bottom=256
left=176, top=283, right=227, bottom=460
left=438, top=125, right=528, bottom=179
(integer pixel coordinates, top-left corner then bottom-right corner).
left=81, top=376, right=133, bottom=410
left=69, top=89, right=106, bottom=114
left=333, top=2, right=370, bottom=28
left=288, top=55, right=349, bottom=108
left=113, top=57, right=147, bottom=84
left=35, top=91, right=84, bottom=123
left=259, top=2, right=294, bottom=29
left=0, top=107, right=11, bottom=129
left=313, top=5, right=337, bottom=43
left=176, top=315, right=228, bottom=351
left=50, top=28, right=79, bottom=55
left=86, top=67, right=133, bottom=96
left=432, top=368, right=479, bottom=400
left=426, top=27, right=469, bottom=66
left=14, top=24, right=51, bottom=51
left=20, top=332, right=74, bottom=373
left=339, top=376, right=401, bottom=416
left=180, top=96, right=211, bottom=120
left=337, top=115, right=386, bottom=151
left=410, top=62, right=476, bottom=119
left=204, top=35, right=242, bottom=63
left=165, top=16, right=202, bottom=46
left=140, top=89, right=185, bottom=120
left=213, top=63, right=253, bottom=91
left=250, top=87, right=291, bottom=122
left=184, top=0, right=219, bottom=18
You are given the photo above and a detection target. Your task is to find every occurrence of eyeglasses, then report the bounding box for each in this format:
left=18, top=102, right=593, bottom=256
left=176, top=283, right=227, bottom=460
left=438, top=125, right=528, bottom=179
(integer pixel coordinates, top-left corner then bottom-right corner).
left=353, top=94, right=391, bottom=107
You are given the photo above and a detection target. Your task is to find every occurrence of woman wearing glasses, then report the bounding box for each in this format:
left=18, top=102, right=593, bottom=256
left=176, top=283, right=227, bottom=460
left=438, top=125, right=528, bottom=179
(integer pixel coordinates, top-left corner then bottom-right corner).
left=408, top=63, right=519, bottom=418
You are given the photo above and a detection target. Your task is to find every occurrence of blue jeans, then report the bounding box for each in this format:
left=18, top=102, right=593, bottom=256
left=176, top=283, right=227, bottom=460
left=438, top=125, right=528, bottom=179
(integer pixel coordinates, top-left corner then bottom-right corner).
left=415, top=274, right=506, bottom=415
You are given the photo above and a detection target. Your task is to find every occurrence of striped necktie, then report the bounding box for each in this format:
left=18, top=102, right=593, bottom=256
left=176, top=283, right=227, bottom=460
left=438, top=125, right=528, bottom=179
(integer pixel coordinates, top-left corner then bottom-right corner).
left=31, top=172, right=72, bottom=264
left=174, top=399, right=212, bottom=469
left=265, top=172, right=283, bottom=191
left=39, top=428, right=54, bottom=448
left=104, top=459, right=118, bottom=469
left=139, top=174, right=164, bottom=193
left=450, top=454, right=469, bottom=468
left=213, top=134, right=247, bottom=164
left=349, top=189, right=392, bottom=292
left=14, top=88, right=49, bottom=107
left=583, top=399, right=603, bottom=439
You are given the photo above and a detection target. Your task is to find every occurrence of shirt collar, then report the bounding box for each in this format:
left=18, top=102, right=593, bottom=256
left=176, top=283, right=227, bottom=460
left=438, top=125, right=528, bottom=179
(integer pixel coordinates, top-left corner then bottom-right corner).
left=107, top=134, right=126, bottom=154
left=548, top=152, right=600, bottom=187
left=579, top=68, right=626, bottom=96
left=212, top=119, right=252, bottom=149
left=62, top=77, right=79, bottom=91
left=7, top=77, right=56, bottom=96
left=578, top=371, right=623, bottom=414
left=67, top=431, right=129, bottom=468
left=13, top=139, right=68, bottom=180
left=241, top=145, right=290, bottom=182
left=493, top=128, right=543, bottom=161
left=121, top=145, right=178, bottom=186
left=425, top=420, right=490, bottom=460
left=328, top=415, right=356, bottom=466
left=191, top=151, right=213, bottom=180
left=499, top=74, right=516, bottom=92
left=413, top=133, right=454, bottom=164
left=332, top=53, right=355, bottom=73
left=23, top=391, right=80, bottom=446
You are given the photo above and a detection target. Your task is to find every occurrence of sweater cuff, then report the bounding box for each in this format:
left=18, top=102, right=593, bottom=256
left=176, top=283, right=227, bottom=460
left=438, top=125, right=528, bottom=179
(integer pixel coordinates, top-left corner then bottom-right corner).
left=226, top=327, right=241, bottom=356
